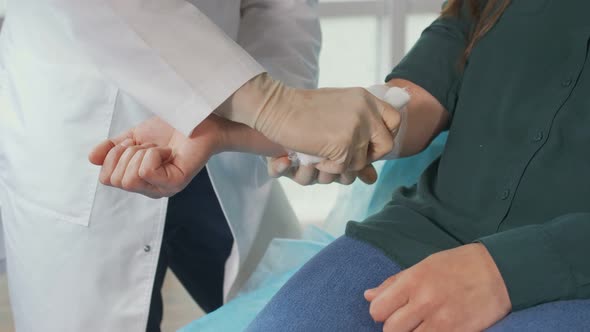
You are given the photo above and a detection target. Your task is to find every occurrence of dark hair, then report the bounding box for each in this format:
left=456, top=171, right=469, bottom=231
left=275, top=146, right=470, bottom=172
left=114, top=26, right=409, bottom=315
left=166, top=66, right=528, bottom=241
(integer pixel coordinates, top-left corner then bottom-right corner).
left=442, top=0, right=512, bottom=60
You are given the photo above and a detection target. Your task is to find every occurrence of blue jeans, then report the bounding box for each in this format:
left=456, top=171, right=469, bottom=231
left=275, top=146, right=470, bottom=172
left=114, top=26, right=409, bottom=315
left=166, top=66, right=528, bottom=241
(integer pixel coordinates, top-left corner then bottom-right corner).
left=247, top=236, right=590, bottom=331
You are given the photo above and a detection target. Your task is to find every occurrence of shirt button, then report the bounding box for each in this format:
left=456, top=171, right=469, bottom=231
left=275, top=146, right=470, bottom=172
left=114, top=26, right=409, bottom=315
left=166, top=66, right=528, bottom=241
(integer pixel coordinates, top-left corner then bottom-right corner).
left=500, top=189, right=511, bottom=200
left=533, top=131, right=544, bottom=142
left=143, top=245, right=152, bottom=253
left=562, top=79, right=573, bottom=87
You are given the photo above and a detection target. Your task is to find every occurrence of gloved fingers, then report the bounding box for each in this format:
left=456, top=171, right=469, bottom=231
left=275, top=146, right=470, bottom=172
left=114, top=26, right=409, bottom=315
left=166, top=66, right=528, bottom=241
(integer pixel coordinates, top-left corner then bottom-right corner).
left=99, top=138, right=135, bottom=186
left=292, top=165, right=318, bottom=186
left=110, top=143, right=155, bottom=188
left=348, top=143, right=370, bottom=171
left=368, top=129, right=395, bottom=163
left=267, top=156, right=292, bottom=178
left=358, top=164, right=378, bottom=184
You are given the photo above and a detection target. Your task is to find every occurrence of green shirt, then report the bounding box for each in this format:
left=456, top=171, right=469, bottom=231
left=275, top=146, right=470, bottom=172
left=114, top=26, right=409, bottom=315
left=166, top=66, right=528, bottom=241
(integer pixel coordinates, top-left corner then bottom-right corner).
left=346, top=0, right=590, bottom=311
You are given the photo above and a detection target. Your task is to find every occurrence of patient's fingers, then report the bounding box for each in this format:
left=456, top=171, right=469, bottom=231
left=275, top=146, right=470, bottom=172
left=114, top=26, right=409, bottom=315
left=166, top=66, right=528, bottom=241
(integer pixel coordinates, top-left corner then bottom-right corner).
left=318, top=171, right=338, bottom=184
left=267, top=156, right=291, bottom=178
left=292, top=165, right=318, bottom=186
left=269, top=155, right=374, bottom=187
left=365, top=275, right=399, bottom=301
left=315, top=159, right=348, bottom=175
left=338, top=171, right=357, bottom=185
left=382, top=302, right=423, bottom=332
left=348, top=143, right=370, bottom=172
left=369, top=279, right=409, bottom=323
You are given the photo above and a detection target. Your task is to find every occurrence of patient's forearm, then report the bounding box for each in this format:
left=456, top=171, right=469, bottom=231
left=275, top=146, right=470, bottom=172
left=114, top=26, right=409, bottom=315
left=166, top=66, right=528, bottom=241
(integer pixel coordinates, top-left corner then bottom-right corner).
left=386, top=79, right=449, bottom=157
left=217, top=118, right=287, bottom=157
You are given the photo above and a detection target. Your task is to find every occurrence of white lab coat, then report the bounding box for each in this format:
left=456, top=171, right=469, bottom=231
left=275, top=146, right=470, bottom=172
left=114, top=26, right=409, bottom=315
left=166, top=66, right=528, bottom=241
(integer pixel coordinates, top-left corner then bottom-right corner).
left=0, top=0, right=320, bottom=331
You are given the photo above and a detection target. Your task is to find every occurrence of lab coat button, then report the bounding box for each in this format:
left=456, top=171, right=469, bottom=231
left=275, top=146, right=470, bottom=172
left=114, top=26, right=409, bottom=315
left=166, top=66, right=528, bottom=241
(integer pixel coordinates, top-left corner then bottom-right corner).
left=144, top=245, right=151, bottom=253
left=533, top=131, right=544, bottom=142
left=500, top=189, right=510, bottom=200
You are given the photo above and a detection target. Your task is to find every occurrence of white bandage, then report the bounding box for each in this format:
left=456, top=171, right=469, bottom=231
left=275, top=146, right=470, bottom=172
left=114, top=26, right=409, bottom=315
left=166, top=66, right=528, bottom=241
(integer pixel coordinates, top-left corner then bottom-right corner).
left=290, top=85, right=410, bottom=166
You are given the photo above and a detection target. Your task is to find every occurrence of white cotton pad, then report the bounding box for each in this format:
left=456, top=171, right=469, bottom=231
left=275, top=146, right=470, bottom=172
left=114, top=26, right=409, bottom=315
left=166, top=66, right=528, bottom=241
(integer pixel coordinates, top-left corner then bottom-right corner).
left=288, top=151, right=324, bottom=166
left=291, top=85, right=411, bottom=166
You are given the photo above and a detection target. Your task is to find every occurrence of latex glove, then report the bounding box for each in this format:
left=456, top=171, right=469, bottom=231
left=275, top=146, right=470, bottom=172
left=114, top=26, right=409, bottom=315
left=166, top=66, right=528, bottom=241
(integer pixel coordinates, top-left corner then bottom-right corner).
left=88, top=116, right=226, bottom=198
left=267, top=156, right=378, bottom=186
left=217, top=74, right=400, bottom=174
left=291, top=85, right=410, bottom=166
left=364, top=244, right=511, bottom=332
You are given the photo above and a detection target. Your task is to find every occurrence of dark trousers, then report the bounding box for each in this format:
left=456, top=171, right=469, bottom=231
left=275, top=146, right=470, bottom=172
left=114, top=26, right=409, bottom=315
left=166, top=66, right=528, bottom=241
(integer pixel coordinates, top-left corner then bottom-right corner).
left=146, top=168, right=234, bottom=332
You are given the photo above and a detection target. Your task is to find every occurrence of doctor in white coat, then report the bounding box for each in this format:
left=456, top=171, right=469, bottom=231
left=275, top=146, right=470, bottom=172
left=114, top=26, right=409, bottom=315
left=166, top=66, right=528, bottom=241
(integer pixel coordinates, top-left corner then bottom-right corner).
left=0, top=0, right=400, bottom=331
left=0, top=1, right=320, bottom=331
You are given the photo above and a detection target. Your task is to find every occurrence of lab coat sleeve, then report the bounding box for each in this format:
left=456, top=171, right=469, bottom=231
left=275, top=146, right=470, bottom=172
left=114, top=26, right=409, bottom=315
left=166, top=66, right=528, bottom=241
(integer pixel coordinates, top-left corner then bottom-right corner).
left=385, top=1, right=473, bottom=114
left=238, top=0, right=321, bottom=89
left=48, top=0, right=266, bottom=136
left=477, top=213, right=590, bottom=311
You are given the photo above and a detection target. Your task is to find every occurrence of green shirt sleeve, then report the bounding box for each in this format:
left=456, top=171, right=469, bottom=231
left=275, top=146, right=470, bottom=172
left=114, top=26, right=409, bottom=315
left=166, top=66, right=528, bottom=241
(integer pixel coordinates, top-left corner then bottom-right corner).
left=477, top=213, right=590, bottom=311
left=385, top=2, right=472, bottom=113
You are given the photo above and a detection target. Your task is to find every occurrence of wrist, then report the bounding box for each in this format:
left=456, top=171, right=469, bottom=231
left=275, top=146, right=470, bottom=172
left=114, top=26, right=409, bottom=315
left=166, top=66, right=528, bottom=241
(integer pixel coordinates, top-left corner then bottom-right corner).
left=187, top=115, right=226, bottom=154
left=215, top=73, right=279, bottom=129
left=472, top=243, right=512, bottom=313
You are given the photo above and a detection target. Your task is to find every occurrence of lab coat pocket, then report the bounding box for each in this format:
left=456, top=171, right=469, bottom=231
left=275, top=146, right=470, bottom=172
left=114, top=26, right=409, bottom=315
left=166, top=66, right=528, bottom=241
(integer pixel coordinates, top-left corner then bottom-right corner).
left=0, top=48, right=117, bottom=227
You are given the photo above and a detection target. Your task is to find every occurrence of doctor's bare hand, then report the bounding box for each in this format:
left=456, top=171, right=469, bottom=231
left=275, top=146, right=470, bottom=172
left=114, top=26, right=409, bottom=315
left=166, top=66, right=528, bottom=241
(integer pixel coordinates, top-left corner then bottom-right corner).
left=89, top=116, right=224, bottom=198
left=364, top=244, right=512, bottom=332
left=217, top=74, right=401, bottom=174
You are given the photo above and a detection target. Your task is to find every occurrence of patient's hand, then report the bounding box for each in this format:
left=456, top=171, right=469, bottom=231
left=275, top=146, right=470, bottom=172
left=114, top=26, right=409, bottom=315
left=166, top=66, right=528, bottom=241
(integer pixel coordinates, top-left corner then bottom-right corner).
left=89, top=116, right=224, bottom=198
left=364, top=243, right=511, bottom=332
left=267, top=156, right=378, bottom=186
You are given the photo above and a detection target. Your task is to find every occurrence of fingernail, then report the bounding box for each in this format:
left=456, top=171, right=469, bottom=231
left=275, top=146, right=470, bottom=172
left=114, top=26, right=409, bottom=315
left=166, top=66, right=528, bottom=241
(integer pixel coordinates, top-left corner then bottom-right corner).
left=120, top=138, right=134, bottom=147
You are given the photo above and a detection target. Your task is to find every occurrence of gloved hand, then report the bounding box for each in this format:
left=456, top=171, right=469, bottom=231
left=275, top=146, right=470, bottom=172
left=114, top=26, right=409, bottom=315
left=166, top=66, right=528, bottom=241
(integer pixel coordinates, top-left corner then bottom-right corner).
left=217, top=73, right=400, bottom=174
left=267, top=156, right=378, bottom=186
left=289, top=85, right=411, bottom=166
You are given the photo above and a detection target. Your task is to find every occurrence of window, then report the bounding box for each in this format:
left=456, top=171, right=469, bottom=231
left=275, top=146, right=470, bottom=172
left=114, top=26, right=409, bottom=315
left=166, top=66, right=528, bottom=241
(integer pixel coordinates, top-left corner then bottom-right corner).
left=280, top=0, right=441, bottom=224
